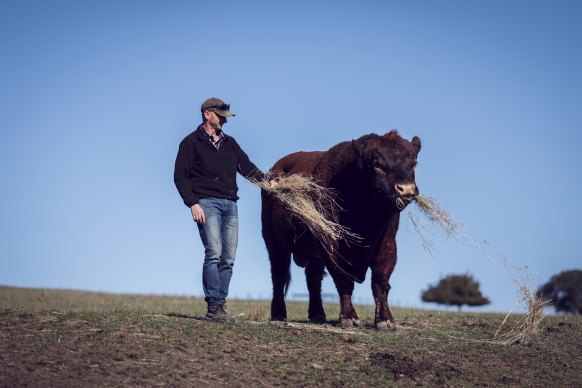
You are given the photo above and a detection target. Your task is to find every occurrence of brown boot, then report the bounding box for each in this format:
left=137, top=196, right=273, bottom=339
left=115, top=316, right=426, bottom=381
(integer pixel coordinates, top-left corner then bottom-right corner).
left=206, top=304, right=235, bottom=324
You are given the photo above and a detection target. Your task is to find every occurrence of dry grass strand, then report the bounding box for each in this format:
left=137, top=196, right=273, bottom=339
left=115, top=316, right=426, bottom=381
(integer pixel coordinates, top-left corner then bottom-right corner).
left=406, top=195, right=547, bottom=345
left=252, top=173, right=361, bottom=256
left=492, top=272, right=549, bottom=345
left=248, top=305, right=266, bottom=322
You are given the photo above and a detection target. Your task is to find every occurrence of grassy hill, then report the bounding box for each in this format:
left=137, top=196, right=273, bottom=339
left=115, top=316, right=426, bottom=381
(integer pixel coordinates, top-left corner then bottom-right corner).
left=1, top=285, right=580, bottom=386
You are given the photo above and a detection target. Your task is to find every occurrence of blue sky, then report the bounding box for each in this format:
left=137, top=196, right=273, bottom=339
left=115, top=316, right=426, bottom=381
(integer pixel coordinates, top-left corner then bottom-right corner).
left=1, top=0, right=581, bottom=314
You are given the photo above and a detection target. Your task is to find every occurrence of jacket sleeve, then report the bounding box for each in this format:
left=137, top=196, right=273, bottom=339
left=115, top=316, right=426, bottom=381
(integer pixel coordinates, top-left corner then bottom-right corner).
left=174, top=137, right=199, bottom=207
left=231, top=138, right=265, bottom=182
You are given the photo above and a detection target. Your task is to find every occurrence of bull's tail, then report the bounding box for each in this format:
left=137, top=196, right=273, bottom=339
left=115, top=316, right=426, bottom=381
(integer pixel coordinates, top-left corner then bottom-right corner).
left=283, top=263, right=292, bottom=297
left=268, top=247, right=292, bottom=298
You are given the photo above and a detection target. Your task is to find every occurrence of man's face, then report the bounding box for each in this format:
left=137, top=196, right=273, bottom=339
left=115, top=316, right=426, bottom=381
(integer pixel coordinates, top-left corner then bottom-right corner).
left=204, top=109, right=227, bottom=130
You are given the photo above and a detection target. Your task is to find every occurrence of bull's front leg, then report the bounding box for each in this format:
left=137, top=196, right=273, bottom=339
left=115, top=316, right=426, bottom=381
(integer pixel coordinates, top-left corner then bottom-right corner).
left=339, top=292, right=360, bottom=328
left=371, top=270, right=396, bottom=331
left=371, top=226, right=398, bottom=331
left=327, top=259, right=360, bottom=328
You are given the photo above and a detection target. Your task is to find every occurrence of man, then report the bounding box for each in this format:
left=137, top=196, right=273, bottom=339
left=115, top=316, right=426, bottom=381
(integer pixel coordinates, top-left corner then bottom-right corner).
left=174, top=97, right=274, bottom=323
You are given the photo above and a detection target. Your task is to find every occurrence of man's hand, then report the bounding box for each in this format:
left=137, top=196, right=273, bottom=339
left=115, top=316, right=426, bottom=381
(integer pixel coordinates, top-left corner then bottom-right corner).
left=191, top=204, right=205, bottom=224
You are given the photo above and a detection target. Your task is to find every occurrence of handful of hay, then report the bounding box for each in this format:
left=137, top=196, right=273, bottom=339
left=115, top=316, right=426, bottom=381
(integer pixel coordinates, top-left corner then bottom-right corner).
left=252, top=173, right=360, bottom=253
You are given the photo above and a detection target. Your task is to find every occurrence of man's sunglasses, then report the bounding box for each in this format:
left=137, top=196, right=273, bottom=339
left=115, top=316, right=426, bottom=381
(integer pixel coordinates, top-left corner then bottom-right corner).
left=205, top=104, right=230, bottom=111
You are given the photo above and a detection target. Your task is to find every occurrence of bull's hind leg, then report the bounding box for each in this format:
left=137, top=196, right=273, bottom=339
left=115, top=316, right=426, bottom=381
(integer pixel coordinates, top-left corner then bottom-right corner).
left=305, top=259, right=326, bottom=323
left=262, top=191, right=292, bottom=322
left=266, top=241, right=291, bottom=321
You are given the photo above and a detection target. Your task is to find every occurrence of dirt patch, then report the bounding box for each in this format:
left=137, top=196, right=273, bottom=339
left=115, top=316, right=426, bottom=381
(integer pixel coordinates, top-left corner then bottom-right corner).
left=369, top=352, right=461, bottom=383
left=545, top=321, right=574, bottom=333
left=370, top=352, right=420, bottom=380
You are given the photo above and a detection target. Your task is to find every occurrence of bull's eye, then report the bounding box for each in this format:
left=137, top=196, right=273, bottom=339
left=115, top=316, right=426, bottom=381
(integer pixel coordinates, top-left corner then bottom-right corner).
left=374, top=166, right=386, bottom=175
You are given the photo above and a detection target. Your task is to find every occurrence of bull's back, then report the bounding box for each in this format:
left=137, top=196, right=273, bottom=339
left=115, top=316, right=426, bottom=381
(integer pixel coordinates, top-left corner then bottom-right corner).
left=270, top=151, right=325, bottom=177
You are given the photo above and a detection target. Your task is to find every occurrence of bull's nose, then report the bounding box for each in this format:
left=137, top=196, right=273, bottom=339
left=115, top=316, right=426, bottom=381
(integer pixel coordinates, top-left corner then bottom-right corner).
left=395, top=182, right=416, bottom=197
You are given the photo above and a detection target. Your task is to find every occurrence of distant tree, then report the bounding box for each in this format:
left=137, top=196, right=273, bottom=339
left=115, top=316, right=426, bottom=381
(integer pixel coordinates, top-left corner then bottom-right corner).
left=536, top=270, right=582, bottom=315
left=421, top=274, right=490, bottom=311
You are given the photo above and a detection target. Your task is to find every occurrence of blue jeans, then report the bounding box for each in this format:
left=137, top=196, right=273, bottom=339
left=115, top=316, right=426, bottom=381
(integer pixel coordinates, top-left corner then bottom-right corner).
left=197, top=197, right=238, bottom=306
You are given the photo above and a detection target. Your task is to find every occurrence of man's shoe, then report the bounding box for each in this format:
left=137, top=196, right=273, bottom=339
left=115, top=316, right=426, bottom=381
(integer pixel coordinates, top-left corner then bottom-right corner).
left=206, top=304, right=235, bottom=324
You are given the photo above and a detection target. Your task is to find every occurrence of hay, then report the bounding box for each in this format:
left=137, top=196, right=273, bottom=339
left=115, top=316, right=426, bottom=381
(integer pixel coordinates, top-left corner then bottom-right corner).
left=492, top=270, right=549, bottom=345
left=411, top=196, right=461, bottom=238
left=408, top=195, right=506, bottom=258
left=405, top=195, right=464, bottom=254
left=252, top=173, right=361, bottom=256
left=406, top=195, right=547, bottom=345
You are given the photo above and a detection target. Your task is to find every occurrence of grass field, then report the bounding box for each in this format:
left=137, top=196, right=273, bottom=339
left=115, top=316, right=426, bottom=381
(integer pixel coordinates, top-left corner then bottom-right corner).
left=1, top=285, right=581, bottom=386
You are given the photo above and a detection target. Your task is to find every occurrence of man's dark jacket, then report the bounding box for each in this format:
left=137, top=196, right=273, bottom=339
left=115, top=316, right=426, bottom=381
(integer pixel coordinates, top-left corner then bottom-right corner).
left=174, top=126, right=265, bottom=208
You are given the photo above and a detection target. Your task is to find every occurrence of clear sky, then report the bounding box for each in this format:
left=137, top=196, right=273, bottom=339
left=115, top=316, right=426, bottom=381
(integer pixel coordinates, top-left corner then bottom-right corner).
left=1, top=0, right=581, bottom=314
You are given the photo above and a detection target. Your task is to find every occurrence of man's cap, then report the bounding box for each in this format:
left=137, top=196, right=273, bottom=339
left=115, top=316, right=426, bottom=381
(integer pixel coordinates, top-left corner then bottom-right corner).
left=201, top=97, right=236, bottom=117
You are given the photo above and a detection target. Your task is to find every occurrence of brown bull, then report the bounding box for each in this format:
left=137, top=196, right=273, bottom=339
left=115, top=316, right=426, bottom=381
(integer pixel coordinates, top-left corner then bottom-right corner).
left=261, top=131, right=421, bottom=330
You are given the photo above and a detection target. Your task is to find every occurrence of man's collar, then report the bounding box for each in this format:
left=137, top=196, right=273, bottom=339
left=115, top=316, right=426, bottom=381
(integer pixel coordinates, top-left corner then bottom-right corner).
left=196, top=124, right=227, bottom=141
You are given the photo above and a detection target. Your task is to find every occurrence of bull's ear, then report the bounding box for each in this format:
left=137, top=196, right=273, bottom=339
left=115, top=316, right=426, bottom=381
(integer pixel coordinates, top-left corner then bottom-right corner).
left=411, top=136, right=421, bottom=154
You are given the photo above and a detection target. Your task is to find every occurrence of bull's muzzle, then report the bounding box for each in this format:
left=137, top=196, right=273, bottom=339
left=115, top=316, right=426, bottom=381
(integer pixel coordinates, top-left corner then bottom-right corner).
left=394, top=182, right=417, bottom=197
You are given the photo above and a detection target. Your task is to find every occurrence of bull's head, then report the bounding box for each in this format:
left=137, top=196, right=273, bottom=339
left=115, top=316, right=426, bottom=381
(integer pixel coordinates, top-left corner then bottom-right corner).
left=354, top=131, right=421, bottom=210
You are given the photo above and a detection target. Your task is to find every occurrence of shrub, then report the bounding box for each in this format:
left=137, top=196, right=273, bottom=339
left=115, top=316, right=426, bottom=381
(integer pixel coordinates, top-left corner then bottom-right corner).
left=536, top=269, right=582, bottom=314
left=421, top=274, right=490, bottom=311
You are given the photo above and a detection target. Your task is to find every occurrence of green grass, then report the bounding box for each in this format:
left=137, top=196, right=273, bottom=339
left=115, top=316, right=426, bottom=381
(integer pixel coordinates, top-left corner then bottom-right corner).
left=1, top=285, right=581, bottom=386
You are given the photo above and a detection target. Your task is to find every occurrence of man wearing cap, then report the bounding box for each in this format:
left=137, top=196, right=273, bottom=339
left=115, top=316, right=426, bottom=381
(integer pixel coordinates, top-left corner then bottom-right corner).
left=174, top=97, right=275, bottom=323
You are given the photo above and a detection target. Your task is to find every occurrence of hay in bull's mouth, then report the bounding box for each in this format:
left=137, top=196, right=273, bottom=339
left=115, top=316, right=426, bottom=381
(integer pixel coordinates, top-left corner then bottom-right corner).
left=404, top=195, right=464, bottom=254
left=252, top=173, right=361, bottom=255
left=412, top=195, right=461, bottom=238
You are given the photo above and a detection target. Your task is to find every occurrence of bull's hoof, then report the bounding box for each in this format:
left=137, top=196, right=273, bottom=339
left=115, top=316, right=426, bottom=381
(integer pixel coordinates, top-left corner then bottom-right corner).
left=375, top=320, right=396, bottom=331
left=340, top=318, right=361, bottom=328
left=271, top=315, right=287, bottom=322
left=309, top=314, right=327, bottom=324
